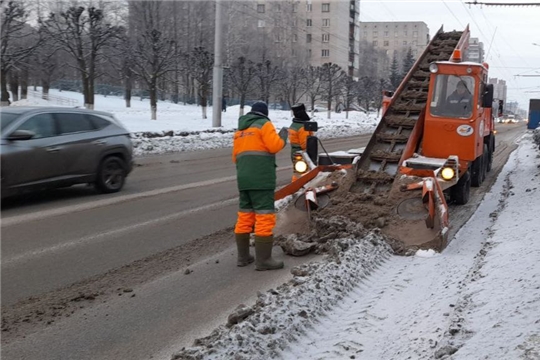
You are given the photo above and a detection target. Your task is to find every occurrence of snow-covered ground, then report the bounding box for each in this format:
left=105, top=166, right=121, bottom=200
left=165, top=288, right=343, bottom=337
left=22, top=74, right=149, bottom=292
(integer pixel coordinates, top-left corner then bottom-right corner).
left=11, top=90, right=379, bottom=156
left=174, top=132, right=540, bottom=360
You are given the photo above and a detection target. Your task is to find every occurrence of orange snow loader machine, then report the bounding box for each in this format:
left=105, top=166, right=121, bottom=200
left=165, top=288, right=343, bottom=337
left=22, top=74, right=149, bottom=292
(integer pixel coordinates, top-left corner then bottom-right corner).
left=276, top=26, right=496, bottom=251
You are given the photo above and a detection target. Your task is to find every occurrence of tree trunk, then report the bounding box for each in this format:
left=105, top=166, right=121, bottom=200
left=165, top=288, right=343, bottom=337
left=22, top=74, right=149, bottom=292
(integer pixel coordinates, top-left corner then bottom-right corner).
left=327, top=100, right=331, bottom=119
left=82, top=74, right=90, bottom=109
left=202, top=105, right=207, bottom=119
left=346, top=110, right=349, bottom=119
left=88, top=75, right=95, bottom=110
left=1, top=68, right=10, bottom=105
left=124, top=76, right=132, bottom=108
left=150, top=81, right=157, bottom=120
left=310, top=97, right=315, bottom=117
left=9, top=73, right=19, bottom=102
left=42, top=79, right=50, bottom=100
left=20, top=69, right=28, bottom=99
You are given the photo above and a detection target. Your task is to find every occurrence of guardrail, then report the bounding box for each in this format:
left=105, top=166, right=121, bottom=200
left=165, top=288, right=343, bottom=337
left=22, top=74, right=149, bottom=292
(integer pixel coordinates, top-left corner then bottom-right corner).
left=28, top=89, right=80, bottom=107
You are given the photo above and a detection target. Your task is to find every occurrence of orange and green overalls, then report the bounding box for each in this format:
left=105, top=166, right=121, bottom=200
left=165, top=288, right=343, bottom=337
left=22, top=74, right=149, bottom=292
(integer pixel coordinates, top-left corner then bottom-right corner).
left=232, top=113, right=287, bottom=237
left=288, top=119, right=314, bottom=181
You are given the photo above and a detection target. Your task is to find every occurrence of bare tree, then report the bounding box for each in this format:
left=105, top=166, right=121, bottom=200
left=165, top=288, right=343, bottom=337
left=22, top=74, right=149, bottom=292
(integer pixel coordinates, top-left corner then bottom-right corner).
left=277, top=65, right=308, bottom=112
left=255, top=57, right=281, bottom=104
left=342, top=76, right=359, bottom=119
left=1, top=0, right=40, bottom=105
left=129, top=1, right=176, bottom=119
left=305, top=65, right=323, bottom=117
left=186, top=46, right=213, bottom=119
left=356, top=76, right=377, bottom=112
left=40, top=5, right=122, bottom=109
left=321, top=62, right=345, bottom=119
left=227, top=56, right=256, bottom=116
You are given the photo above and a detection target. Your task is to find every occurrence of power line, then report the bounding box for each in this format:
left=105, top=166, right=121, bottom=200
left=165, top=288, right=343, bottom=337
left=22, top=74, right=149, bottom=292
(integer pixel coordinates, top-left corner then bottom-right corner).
left=465, top=1, right=540, bottom=6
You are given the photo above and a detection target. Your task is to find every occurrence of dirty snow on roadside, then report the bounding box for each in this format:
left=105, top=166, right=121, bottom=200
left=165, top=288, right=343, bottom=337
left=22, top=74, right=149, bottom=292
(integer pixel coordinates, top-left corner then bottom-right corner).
left=11, top=90, right=379, bottom=156
left=172, top=133, right=539, bottom=360
left=280, top=133, right=540, bottom=360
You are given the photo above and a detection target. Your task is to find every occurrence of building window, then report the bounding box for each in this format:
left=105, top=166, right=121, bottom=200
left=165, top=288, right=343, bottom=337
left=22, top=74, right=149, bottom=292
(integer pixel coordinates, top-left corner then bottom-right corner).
left=394, top=31, right=398, bottom=37
left=258, top=20, right=265, bottom=28
left=404, top=30, right=408, bottom=36
left=322, top=33, right=330, bottom=42
left=292, top=3, right=298, bottom=12
left=373, top=40, right=378, bottom=46
left=307, top=19, right=312, bottom=27
left=275, top=3, right=281, bottom=12
left=413, top=31, right=418, bottom=37
left=306, top=3, right=312, bottom=12
left=292, top=49, right=296, bottom=57
left=292, top=18, right=298, bottom=27
left=403, top=40, right=407, bottom=45
left=322, top=18, right=330, bottom=27
left=384, top=40, right=389, bottom=46
left=293, top=34, right=298, bottom=42
left=412, top=40, right=417, bottom=46
left=373, top=30, right=378, bottom=37
left=308, top=49, right=312, bottom=57
left=257, top=4, right=265, bottom=13
left=322, top=3, right=330, bottom=12
left=306, top=34, right=312, bottom=43
left=384, top=31, right=389, bottom=37
left=322, top=49, right=330, bottom=57
left=274, top=34, right=281, bottom=42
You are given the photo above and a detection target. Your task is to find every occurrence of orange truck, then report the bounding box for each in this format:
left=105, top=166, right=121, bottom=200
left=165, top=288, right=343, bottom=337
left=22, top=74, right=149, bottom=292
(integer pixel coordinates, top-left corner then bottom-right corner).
left=276, top=26, right=496, bottom=250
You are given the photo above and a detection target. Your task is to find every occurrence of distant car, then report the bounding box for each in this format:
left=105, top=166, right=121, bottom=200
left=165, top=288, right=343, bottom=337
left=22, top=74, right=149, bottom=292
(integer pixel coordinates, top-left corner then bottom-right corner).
left=1, top=107, right=133, bottom=199
left=309, top=105, right=327, bottom=113
left=502, top=114, right=518, bottom=124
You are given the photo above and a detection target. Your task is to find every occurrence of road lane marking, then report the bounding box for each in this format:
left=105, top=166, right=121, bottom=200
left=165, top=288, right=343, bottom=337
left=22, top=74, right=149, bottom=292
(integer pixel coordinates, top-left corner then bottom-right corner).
left=2, top=198, right=238, bottom=267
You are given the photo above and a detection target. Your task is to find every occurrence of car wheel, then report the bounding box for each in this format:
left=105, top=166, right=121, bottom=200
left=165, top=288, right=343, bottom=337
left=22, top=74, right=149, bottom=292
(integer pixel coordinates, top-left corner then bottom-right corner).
left=96, top=156, right=126, bottom=193
left=470, top=154, right=484, bottom=187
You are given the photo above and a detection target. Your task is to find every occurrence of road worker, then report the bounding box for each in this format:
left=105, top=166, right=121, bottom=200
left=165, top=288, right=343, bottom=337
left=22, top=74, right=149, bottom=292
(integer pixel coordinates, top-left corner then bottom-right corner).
left=232, top=101, right=288, bottom=271
left=288, top=103, right=314, bottom=181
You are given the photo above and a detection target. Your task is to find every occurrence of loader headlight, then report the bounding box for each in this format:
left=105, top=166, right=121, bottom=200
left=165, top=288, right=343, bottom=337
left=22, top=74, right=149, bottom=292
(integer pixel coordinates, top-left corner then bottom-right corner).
left=294, top=159, right=308, bottom=173
left=429, top=63, right=439, bottom=73
left=441, top=167, right=455, bottom=181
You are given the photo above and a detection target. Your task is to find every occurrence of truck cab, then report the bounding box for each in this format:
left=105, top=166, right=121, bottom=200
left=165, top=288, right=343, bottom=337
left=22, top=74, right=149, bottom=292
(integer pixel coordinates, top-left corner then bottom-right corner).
left=423, top=49, right=495, bottom=177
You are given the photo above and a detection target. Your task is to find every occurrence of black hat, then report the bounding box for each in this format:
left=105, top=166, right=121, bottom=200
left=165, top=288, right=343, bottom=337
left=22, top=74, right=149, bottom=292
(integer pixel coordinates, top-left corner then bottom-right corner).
left=251, top=101, right=269, bottom=116
left=292, top=103, right=310, bottom=121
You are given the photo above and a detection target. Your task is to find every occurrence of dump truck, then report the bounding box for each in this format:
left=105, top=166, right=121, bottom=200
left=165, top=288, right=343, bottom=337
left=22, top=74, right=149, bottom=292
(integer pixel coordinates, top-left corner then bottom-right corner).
left=528, top=99, right=540, bottom=130
left=276, top=26, right=496, bottom=251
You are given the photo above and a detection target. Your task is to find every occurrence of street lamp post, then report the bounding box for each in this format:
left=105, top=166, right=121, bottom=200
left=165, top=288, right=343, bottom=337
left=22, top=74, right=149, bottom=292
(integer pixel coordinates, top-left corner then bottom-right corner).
left=212, top=0, right=224, bottom=127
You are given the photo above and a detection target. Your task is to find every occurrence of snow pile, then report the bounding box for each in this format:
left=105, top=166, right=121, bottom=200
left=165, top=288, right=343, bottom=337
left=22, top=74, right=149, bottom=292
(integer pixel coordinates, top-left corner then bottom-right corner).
left=10, top=97, right=57, bottom=107
left=173, top=217, right=393, bottom=360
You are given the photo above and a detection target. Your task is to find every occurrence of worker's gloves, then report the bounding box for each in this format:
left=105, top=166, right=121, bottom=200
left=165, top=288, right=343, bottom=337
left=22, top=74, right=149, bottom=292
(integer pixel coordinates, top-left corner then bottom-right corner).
left=278, top=127, right=289, bottom=143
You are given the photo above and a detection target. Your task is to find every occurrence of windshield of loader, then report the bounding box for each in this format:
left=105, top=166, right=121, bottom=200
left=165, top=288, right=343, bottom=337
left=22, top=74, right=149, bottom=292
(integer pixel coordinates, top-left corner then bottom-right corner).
left=430, top=75, right=475, bottom=119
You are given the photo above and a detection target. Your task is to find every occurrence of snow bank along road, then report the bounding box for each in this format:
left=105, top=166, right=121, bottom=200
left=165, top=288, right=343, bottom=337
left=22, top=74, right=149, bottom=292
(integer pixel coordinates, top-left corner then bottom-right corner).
left=0, top=126, right=526, bottom=360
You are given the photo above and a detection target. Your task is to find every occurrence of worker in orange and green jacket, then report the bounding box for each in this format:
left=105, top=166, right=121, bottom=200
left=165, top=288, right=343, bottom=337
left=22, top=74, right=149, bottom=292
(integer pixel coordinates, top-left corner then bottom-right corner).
left=289, top=103, right=314, bottom=181
left=232, top=101, right=288, bottom=271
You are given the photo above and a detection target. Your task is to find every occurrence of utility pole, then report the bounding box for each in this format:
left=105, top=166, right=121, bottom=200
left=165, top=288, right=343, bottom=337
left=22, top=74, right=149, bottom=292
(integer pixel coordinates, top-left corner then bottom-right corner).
left=212, top=0, right=224, bottom=127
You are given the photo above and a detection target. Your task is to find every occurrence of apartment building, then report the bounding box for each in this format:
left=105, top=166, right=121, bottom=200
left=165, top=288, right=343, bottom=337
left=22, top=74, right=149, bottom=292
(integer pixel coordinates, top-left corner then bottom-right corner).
left=360, top=21, right=430, bottom=70
left=466, top=37, right=484, bottom=63
left=246, top=0, right=360, bottom=76
left=489, top=78, right=507, bottom=103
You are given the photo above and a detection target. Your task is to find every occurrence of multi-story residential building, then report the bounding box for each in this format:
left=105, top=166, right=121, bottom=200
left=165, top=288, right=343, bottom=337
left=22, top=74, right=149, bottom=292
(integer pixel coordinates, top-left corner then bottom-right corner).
left=244, top=0, right=360, bottom=77
left=489, top=78, right=507, bottom=103
left=360, top=21, right=430, bottom=68
left=466, top=37, right=484, bottom=63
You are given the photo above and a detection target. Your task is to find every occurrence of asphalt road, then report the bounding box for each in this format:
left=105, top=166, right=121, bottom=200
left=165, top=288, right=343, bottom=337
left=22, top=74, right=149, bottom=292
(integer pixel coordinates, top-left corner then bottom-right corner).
left=0, top=125, right=526, bottom=360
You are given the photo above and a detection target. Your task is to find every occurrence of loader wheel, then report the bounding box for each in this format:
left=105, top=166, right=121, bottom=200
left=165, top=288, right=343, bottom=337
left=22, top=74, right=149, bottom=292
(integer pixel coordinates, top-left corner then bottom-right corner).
left=451, top=171, right=471, bottom=205
left=486, top=137, right=494, bottom=173
left=470, top=154, right=484, bottom=187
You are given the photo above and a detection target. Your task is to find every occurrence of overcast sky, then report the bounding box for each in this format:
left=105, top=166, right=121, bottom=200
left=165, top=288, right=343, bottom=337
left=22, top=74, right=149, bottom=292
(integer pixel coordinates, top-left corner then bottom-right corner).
left=359, top=0, right=540, bottom=110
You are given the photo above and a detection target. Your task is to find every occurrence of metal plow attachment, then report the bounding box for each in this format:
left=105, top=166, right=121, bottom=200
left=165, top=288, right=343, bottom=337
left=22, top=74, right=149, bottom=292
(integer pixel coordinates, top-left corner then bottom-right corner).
left=385, top=175, right=450, bottom=252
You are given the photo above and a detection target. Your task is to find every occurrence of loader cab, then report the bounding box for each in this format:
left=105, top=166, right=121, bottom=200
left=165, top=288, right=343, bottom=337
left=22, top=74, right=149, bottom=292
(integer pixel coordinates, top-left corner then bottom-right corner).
left=423, top=50, right=491, bottom=166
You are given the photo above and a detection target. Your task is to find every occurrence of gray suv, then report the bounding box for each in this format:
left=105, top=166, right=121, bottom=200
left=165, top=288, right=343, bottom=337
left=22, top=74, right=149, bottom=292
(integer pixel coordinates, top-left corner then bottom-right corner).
left=1, top=107, right=133, bottom=199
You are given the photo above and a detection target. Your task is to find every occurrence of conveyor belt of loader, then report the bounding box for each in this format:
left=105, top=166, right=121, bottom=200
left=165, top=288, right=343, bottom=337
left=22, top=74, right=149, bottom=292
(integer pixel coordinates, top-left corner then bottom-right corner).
left=351, top=29, right=463, bottom=194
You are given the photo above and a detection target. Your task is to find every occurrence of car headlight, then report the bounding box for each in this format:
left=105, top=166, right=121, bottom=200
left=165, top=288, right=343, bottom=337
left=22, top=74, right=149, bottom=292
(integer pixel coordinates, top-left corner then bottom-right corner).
left=294, top=159, right=308, bottom=173
left=429, top=63, right=439, bottom=73
left=441, top=167, right=455, bottom=181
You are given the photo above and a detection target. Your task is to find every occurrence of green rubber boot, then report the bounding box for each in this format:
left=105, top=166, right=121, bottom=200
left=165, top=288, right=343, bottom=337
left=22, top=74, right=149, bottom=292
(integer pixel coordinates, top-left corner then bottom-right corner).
left=255, top=236, right=284, bottom=271
left=235, top=233, right=254, bottom=267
